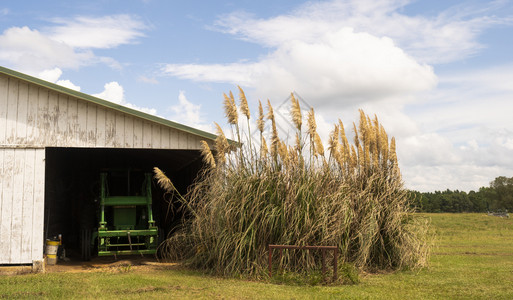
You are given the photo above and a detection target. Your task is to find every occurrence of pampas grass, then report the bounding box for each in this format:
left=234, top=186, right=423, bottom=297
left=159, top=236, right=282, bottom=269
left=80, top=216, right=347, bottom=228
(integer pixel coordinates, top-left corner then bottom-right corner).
left=155, top=87, right=430, bottom=279
left=200, top=140, right=216, bottom=169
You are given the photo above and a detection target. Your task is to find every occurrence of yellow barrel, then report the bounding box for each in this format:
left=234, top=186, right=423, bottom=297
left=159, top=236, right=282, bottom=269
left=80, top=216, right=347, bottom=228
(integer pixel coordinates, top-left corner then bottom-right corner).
left=46, top=240, right=59, bottom=265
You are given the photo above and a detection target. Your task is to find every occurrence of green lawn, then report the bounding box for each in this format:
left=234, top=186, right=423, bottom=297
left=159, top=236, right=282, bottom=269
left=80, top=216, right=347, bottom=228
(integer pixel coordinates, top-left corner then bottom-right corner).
left=1, top=213, right=513, bottom=299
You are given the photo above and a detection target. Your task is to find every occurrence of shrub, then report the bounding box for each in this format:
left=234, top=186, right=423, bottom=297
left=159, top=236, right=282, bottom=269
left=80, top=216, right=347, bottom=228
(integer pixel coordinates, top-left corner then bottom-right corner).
left=155, top=89, right=430, bottom=279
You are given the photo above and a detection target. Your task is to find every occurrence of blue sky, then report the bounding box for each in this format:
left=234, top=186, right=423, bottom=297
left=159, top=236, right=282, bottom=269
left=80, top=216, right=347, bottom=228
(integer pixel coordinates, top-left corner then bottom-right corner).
left=1, top=0, right=513, bottom=192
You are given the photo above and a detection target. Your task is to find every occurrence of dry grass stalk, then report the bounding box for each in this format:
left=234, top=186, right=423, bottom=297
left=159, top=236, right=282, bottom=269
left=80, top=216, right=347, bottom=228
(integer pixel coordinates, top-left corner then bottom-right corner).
left=307, top=108, right=316, bottom=138
left=390, top=137, right=398, bottom=167
left=153, top=167, right=174, bottom=193
left=295, top=132, right=302, bottom=153
left=266, top=99, right=274, bottom=121
left=290, top=93, right=302, bottom=130
left=260, top=136, right=268, bottom=158
left=156, top=91, right=431, bottom=279
left=353, top=123, right=360, bottom=150
left=314, top=132, right=324, bottom=157
left=380, top=125, right=389, bottom=168
left=257, top=100, right=265, bottom=134
left=267, top=100, right=279, bottom=161
left=278, top=140, right=288, bottom=164
left=223, top=93, right=238, bottom=125
left=350, top=145, right=357, bottom=170
left=270, top=118, right=279, bottom=161
left=214, top=122, right=229, bottom=165
left=200, top=140, right=216, bottom=169
left=328, top=125, right=339, bottom=155
left=238, top=86, right=250, bottom=119
left=288, top=145, right=298, bottom=166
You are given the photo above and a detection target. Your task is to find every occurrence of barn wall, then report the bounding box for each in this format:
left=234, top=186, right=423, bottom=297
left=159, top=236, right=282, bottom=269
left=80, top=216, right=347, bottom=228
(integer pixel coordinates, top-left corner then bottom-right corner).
left=0, top=74, right=205, bottom=150
left=0, top=148, right=45, bottom=264
left=0, top=70, right=214, bottom=265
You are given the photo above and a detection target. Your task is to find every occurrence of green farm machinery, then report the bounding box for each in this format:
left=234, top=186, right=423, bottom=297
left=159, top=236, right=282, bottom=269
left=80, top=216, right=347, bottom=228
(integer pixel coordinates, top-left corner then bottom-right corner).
left=82, top=170, right=159, bottom=260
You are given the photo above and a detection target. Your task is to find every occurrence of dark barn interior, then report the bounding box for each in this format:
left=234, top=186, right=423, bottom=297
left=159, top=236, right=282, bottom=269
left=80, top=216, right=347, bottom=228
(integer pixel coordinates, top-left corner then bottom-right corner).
left=44, top=147, right=205, bottom=259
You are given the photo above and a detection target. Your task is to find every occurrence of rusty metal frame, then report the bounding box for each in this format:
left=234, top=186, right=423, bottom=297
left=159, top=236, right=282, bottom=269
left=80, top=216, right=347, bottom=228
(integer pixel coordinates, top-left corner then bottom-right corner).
left=268, top=245, right=338, bottom=281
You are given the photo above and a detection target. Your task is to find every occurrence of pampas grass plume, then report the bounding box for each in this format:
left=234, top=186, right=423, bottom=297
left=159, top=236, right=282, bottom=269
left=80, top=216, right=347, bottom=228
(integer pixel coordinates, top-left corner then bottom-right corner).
left=238, top=86, right=250, bottom=119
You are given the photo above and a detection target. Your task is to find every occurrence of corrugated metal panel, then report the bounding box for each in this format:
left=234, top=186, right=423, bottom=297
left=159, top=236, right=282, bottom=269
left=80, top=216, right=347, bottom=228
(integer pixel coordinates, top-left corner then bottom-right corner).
left=0, top=148, right=45, bottom=264
left=0, top=74, right=208, bottom=150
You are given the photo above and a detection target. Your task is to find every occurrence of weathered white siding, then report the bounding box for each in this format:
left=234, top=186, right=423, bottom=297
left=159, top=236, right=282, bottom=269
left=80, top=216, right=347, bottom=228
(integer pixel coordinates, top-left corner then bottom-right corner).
left=0, top=74, right=204, bottom=150
left=0, top=70, right=213, bottom=265
left=0, top=148, right=45, bottom=264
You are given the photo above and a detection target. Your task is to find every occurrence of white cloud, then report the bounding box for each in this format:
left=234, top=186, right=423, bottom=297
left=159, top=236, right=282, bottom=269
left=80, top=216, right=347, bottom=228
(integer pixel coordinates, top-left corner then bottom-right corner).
left=56, top=79, right=81, bottom=91
left=48, top=14, right=147, bottom=49
left=164, top=62, right=257, bottom=86
left=0, top=26, right=94, bottom=74
left=93, top=81, right=157, bottom=115
left=213, top=0, right=511, bottom=64
left=37, top=67, right=81, bottom=91
left=38, top=67, right=63, bottom=83
left=93, top=81, right=124, bottom=104
left=0, top=15, right=146, bottom=75
left=162, top=0, right=513, bottom=192
left=164, top=28, right=437, bottom=113
left=168, top=91, right=213, bottom=133
left=394, top=64, right=513, bottom=191
left=137, top=76, right=159, bottom=84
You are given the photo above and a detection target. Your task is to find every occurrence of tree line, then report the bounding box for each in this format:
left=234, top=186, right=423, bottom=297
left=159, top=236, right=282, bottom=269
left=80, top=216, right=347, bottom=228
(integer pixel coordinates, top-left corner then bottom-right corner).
left=410, top=176, right=513, bottom=213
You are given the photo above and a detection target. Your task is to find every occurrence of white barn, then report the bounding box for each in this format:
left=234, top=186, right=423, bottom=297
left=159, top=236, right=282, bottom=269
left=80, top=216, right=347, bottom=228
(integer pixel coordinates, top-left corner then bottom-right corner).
left=0, top=66, right=216, bottom=267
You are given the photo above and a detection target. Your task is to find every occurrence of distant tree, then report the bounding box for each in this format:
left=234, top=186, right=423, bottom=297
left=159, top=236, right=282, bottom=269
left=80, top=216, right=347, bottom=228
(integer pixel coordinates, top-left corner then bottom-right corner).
left=489, top=176, right=513, bottom=211
left=468, top=190, right=486, bottom=212
left=410, top=176, right=513, bottom=213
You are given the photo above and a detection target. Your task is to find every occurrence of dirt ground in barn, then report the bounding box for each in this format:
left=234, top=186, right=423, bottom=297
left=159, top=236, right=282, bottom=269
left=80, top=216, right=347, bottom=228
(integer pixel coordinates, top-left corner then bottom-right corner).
left=0, top=256, right=178, bottom=276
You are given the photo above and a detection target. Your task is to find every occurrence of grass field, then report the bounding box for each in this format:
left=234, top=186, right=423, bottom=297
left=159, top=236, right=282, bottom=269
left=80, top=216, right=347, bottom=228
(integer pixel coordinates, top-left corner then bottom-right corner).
left=1, top=213, right=512, bottom=299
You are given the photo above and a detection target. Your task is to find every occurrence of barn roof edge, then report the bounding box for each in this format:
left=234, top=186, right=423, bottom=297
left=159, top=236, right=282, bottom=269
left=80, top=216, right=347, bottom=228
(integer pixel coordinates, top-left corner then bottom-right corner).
left=0, top=65, right=219, bottom=142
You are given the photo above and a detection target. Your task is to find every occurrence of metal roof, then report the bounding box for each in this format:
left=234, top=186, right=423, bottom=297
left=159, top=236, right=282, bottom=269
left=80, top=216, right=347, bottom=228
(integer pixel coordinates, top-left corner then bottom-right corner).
left=0, top=65, right=218, bottom=141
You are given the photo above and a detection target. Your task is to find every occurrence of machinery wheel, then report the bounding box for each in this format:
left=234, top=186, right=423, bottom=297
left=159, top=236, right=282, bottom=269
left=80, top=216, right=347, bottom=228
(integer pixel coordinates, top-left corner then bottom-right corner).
left=81, top=228, right=92, bottom=261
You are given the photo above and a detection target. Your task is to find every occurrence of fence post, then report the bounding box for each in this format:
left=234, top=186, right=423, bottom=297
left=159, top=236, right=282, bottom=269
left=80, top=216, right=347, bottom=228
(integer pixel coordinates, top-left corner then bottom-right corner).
left=268, top=245, right=272, bottom=278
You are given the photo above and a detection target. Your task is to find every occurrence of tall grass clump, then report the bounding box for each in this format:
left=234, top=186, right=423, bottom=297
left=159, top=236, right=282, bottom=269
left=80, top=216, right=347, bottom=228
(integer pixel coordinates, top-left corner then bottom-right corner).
left=155, top=89, right=430, bottom=278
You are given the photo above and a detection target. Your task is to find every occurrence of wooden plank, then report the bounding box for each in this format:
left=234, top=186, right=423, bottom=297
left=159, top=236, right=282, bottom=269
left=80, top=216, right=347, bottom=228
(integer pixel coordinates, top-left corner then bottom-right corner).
left=133, top=118, right=143, bottom=148
left=31, top=149, right=45, bottom=261
left=124, top=116, right=134, bottom=148
left=20, top=149, right=35, bottom=263
left=96, top=107, right=106, bottom=147
left=57, top=94, right=69, bottom=145
left=143, top=122, right=152, bottom=148
left=6, top=78, right=18, bottom=144
left=86, top=104, right=97, bottom=147
left=47, top=91, right=59, bottom=146
left=152, top=125, right=161, bottom=149
left=189, top=135, right=202, bottom=150
left=187, top=135, right=195, bottom=150
left=0, top=149, right=14, bottom=263
left=0, top=150, right=4, bottom=262
left=76, top=99, right=88, bottom=146
left=169, top=128, right=178, bottom=148
left=67, top=97, right=78, bottom=146
left=178, top=131, right=188, bottom=149
left=0, top=75, right=8, bottom=144
left=114, top=113, right=125, bottom=147
left=36, top=88, right=49, bottom=146
left=15, top=82, right=29, bottom=144
left=105, top=109, right=116, bottom=147
left=9, top=150, right=25, bottom=263
left=26, top=85, right=39, bottom=145
left=161, top=127, right=170, bottom=149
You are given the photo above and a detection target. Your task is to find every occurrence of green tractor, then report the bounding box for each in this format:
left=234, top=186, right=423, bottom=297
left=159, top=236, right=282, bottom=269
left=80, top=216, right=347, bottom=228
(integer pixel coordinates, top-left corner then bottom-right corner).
left=82, top=169, right=159, bottom=260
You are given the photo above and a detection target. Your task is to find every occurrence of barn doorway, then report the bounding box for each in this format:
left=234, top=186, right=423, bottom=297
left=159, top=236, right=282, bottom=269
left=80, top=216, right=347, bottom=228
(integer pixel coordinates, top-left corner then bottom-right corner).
left=43, top=147, right=204, bottom=260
